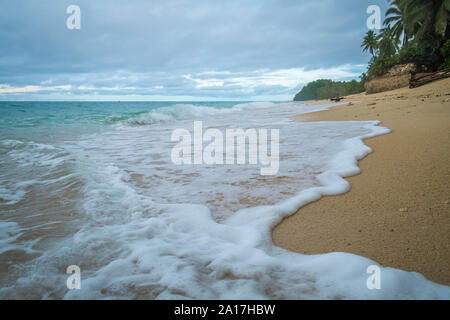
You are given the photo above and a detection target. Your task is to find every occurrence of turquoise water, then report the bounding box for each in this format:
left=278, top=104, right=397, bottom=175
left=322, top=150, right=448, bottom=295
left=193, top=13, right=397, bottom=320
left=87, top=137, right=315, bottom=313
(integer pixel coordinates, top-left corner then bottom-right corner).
left=0, top=101, right=244, bottom=142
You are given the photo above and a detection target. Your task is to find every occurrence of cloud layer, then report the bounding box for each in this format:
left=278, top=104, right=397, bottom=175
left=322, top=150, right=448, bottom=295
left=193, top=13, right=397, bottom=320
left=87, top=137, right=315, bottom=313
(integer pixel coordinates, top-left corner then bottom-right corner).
left=0, top=0, right=387, bottom=100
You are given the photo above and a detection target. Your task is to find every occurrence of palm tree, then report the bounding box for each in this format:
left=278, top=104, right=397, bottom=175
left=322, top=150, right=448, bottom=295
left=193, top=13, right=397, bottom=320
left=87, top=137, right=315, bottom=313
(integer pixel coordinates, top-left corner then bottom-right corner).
left=384, top=0, right=411, bottom=45
left=401, top=0, right=450, bottom=40
left=361, top=30, right=378, bottom=57
left=377, top=26, right=400, bottom=57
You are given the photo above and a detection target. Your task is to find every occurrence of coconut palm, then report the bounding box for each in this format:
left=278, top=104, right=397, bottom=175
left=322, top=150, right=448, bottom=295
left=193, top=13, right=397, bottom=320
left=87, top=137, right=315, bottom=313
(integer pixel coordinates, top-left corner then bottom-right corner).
left=361, top=30, right=379, bottom=57
left=377, top=25, right=401, bottom=57
left=384, top=0, right=412, bottom=45
left=401, top=0, right=450, bottom=40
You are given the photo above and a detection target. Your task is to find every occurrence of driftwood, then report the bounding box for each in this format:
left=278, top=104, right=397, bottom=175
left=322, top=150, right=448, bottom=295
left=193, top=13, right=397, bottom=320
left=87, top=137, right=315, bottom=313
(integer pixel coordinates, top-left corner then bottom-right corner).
left=330, top=96, right=345, bottom=102
left=410, top=69, right=450, bottom=88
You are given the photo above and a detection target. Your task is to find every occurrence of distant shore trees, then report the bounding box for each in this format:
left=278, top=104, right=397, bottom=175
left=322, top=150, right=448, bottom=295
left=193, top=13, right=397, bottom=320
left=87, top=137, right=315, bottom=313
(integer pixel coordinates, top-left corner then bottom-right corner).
left=293, top=79, right=365, bottom=101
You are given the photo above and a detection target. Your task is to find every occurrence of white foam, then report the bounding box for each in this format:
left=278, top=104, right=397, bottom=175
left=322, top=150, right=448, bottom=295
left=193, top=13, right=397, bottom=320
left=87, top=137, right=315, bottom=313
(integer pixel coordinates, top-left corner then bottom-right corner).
left=0, top=184, right=26, bottom=205
left=1, top=101, right=449, bottom=299
left=0, top=221, right=23, bottom=254
left=0, top=221, right=39, bottom=255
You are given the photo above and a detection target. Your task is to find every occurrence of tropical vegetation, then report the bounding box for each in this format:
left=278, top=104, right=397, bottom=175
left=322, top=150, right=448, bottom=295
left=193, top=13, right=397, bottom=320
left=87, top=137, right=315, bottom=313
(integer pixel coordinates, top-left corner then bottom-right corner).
left=364, top=0, right=450, bottom=77
left=293, top=79, right=365, bottom=101
left=294, top=0, right=449, bottom=101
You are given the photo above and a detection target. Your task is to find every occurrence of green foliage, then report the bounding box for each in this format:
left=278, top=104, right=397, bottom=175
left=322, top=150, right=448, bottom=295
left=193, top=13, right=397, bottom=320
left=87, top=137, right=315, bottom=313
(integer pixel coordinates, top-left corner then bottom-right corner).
left=359, top=73, right=369, bottom=88
left=440, top=39, right=450, bottom=69
left=293, top=79, right=365, bottom=101
left=384, top=0, right=412, bottom=45
left=399, top=0, right=449, bottom=40
left=361, top=30, right=379, bottom=57
left=398, top=39, right=444, bottom=68
left=367, top=55, right=400, bottom=77
left=377, top=26, right=401, bottom=58
left=298, top=0, right=450, bottom=101
left=364, top=0, right=450, bottom=78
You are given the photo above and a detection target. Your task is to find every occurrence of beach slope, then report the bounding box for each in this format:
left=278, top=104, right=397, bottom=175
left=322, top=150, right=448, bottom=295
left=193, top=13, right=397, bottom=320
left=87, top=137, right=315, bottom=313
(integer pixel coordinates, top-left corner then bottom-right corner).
left=273, top=78, right=450, bottom=285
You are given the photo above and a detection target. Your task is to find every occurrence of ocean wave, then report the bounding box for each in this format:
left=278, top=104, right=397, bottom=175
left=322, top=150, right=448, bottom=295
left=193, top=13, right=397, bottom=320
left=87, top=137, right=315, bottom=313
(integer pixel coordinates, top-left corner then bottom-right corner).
left=0, top=139, right=77, bottom=206
left=2, top=101, right=449, bottom=300
left=0, top=221, right=39, bottom=255
left=120, top=102, right=276, bottom=126
left=0, top=184, right=27, bottom=206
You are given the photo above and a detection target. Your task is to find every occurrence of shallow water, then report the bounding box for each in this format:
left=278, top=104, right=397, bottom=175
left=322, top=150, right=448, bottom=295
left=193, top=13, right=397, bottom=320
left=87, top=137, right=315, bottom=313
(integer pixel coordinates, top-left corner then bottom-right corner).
left=0, top=101, right=448, bottom=299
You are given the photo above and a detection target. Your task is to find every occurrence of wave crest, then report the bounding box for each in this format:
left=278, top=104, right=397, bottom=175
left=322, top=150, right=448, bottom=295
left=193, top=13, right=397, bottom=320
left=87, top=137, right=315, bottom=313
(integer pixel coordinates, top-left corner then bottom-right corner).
left=122, top=102, right=276, bottom=126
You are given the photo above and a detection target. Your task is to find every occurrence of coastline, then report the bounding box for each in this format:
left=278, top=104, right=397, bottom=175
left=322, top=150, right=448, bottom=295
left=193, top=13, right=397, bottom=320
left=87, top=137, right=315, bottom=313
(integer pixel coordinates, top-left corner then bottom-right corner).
left=272, top=78, right=450, bottom=285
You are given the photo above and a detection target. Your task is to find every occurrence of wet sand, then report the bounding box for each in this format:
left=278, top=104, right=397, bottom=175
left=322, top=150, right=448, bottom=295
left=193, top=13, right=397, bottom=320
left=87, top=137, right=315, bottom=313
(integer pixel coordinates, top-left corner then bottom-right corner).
left=272, top=78, right=450, bottom=285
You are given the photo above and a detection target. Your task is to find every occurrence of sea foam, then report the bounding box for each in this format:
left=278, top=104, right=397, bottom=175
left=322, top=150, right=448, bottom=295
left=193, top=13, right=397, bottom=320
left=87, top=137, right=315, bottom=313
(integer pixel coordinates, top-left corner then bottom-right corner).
left=0, top=101, right=449, bottom=299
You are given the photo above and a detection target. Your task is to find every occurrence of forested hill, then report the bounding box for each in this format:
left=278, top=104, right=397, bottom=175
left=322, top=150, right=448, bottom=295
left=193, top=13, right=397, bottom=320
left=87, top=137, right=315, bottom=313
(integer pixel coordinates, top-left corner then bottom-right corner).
left=293, top=79, right=365, bottom=101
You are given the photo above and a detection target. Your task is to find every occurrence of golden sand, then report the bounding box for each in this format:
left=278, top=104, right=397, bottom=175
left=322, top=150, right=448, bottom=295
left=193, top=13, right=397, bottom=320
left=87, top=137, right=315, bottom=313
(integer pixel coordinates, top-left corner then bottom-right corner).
left=272, top=78, right=450, bottom=285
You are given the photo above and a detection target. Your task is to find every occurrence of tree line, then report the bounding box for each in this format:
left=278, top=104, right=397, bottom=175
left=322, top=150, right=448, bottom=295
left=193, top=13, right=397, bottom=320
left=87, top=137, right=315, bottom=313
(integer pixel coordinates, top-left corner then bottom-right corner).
left=293, top=79, right=364, bottom=101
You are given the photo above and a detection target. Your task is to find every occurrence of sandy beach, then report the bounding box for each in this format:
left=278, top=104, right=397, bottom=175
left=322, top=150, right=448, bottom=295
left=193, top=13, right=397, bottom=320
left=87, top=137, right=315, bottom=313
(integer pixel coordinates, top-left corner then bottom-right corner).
left=273, top=78, right=450, bottom=285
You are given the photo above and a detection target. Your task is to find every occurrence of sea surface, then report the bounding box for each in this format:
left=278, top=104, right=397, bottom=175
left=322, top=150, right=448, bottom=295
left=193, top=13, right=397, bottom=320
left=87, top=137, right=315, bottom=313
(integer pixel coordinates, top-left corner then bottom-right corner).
left=0, top=101, right=449, bottom=299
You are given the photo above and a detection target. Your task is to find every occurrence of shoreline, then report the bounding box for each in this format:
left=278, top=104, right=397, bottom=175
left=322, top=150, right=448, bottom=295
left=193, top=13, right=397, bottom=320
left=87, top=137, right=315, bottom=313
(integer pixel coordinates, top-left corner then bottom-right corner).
left=272, top=78, right=450, bottom=285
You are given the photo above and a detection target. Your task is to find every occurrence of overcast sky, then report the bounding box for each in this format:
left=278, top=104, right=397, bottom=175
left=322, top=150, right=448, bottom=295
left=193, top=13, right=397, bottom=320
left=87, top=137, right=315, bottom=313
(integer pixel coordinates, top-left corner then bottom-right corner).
left=0, top=0, right=388, bottom=101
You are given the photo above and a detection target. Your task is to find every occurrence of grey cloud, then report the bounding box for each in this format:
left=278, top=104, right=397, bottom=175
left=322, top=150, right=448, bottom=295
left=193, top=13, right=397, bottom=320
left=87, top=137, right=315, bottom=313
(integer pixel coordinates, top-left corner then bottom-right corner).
left=0, top=0, right=388, bottom=100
